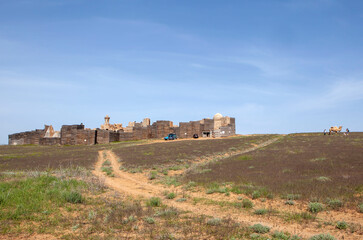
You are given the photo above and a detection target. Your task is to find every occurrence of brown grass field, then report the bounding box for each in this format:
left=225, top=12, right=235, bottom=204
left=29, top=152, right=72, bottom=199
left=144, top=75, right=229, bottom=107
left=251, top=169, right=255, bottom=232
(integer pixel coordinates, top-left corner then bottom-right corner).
left=184, top=133, right=363, bottom=203
left=0, top=133, right=362, bottom=239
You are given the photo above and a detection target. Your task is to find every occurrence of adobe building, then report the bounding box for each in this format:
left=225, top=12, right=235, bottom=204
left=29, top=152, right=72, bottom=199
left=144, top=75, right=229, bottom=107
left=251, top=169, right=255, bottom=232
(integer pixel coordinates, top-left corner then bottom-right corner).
left=8, top=113, right=235, bottom=146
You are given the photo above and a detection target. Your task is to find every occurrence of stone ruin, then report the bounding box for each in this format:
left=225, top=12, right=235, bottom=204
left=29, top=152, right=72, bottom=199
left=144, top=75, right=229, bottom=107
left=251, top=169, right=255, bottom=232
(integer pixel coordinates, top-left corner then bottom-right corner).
left=8, top=113, right=235, bottom=146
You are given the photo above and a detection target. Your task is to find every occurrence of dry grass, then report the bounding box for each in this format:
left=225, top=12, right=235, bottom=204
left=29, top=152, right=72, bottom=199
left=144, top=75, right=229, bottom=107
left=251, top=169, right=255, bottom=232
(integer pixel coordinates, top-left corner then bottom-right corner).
left=184, top=133, right=363, bottom=202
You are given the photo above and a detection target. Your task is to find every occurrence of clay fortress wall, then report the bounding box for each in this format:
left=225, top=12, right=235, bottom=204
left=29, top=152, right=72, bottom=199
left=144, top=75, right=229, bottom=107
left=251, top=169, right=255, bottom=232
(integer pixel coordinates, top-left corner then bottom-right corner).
left=8, top=113, right=235, bottom=146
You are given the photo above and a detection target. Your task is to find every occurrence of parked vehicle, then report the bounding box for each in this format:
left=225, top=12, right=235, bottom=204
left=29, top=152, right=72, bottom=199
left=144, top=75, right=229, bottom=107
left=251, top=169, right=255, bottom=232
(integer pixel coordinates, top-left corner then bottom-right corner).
left=164, top=133, right=177, bottom=140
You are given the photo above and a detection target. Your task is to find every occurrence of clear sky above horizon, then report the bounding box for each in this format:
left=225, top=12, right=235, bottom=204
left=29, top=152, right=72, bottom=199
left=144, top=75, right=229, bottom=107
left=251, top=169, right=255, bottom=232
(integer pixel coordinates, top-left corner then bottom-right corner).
left=1, top=0, right=362, bottom=144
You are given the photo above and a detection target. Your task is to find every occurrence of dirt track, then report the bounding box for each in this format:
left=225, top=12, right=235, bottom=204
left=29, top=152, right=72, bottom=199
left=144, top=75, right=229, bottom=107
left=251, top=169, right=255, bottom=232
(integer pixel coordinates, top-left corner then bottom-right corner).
left=93, top=138, right=362, bottom=239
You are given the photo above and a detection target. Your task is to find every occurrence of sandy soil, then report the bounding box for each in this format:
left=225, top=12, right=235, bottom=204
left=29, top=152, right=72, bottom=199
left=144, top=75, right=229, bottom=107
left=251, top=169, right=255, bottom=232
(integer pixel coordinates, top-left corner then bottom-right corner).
left=93, top=139, right=362, bottom=240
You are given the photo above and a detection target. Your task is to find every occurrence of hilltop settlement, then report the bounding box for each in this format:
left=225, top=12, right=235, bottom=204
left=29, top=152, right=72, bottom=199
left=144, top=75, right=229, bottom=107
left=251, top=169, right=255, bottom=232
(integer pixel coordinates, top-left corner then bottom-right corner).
left=8, top=113, right=236, bottom=145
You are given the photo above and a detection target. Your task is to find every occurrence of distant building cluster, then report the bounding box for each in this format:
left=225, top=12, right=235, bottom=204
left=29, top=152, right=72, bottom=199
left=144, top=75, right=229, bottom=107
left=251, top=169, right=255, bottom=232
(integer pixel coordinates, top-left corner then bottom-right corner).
left=8, top=113, right=235, bottom=145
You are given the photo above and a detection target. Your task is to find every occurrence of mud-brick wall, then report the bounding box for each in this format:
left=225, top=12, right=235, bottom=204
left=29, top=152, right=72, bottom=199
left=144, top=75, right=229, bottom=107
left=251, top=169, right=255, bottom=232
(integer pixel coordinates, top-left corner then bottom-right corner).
left=119, top=132, right=134, bottom=141
left=153, top=121, right=174, bottom=138
left=202, top=119, right=214, bottom=132
left=96, top=129, right=110, bottom=144
left=61, top=125, right=95, bottom=145
left=96, top=130, right=120, bottom=144
left=109, top=131, right=119, bottom=142
left=74, top=129, right=96, bottom=145
left=133, top=126, right=152, bottom=140
left=39, top=138, right=61, bottom=145
left=179, top=121, right=203, bottom=138
left=8, top=129, right=46, bottom=145
left=229, top=118, right=236, bottom=134
left=219, top=126, right=235, bottom=137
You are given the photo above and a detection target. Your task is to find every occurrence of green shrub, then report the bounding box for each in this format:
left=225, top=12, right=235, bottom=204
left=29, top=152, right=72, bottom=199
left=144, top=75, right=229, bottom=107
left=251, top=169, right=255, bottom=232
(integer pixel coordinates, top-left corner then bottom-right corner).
left=166, top=192, right=176, bottom=199
left=254, top=209, right=267, bottom=215
left=308, top=234, right=336, bottom=240
left=237, top=155, right=252, bottom=161
left=207, top=218, right=221, bottom=226
left=267, top=193, right=274, bottom=199
left=146, top=197, right=161, bottom=207
left=308, top=202, right=324, bottom=213
left=242, top=199, right=253, bottom=208
left=358, top=203, right=363, bottom=213
left=149, top=171, right=157, bottom=180
left=285, top=194, right=301, bottom=200
left=102, top=160, right=111, bottom=166
left=336, top=221, right=348, bottom=230
left=63, top=191, right=83, bottom=204
left=327, top=199, right=343, bottom=210
left=285, top=200, right=295, bottom=205
left=144, top=217, right=155, bottom=224
left=290, top=235, right=302, bottom=240
left=101, top=166, right=113, bottom=176
left=176, top=198, right=187, bottom=202
left=249, top=223, right=270, bottom=233
left=252, top=191, right=261, bottom=199
left=154, top=208, right=178, bottom=217
left=283, top=212, right=315, bottom=223
left=271, top=231, right=289, bottom=240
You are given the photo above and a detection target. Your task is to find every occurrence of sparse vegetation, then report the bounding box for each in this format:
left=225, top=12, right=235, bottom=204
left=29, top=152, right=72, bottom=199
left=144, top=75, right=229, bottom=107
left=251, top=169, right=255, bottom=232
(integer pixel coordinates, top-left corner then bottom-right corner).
left=207, top=218, right=221, bottom=226
left=146, top=197, right=162, bottom=207
left=308, top=202, right=324, bottom=213
left=254, top=209, right=268, bottom=215
left=309, top=234, right=336, bottom=240
left=249, top=223, right=270, bottom=233
left=166, top=192, right=176, bottom=199
left=336, top=221, right=348, bottom=230
left=1, top=133, right=362, bottom=239
left=327, top=199, right=343, bottom=210
left=242, top=199, right=253, bottom=208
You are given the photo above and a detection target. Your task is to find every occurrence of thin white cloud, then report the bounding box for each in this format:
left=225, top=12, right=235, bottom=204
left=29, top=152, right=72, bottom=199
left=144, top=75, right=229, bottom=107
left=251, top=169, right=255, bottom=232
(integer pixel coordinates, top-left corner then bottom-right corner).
left=295, top=79, right=363, bottom=110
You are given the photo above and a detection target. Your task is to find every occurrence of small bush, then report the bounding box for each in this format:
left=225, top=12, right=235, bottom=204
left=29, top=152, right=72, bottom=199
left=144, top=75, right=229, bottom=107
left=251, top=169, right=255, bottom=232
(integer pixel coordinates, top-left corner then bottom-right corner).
left=242, top=199, right=253, bottom=208
left=102, top=160, right=111, bottom=166
left=309, top=234, right=336, bottom=240
left=149, top=171, right=157, bottom=180
left=336, top=221, right=348, bottom=230
left=308, top=202, right=324, bottom=213
left=254, top=209, right=267, bottom=215
left=272, top=231, right=289, bottom=240
left=207, top=218, right=221, bottom=226
left=327, top=199, right=343, bottom=210
left=144, top=217, right=155, bottom=224
left=316, top=176, right=331, bottom=182
left=290, top=235, right=302, bottom=240
left=146, top=197, right=161, bottom=207
left=267, top=193, right=274, bottom=199
left=285, top=200, right=295, bottom=205
left=249, top=223, right=270, bottom=233
left=358, top=203, right=363, bottom=213
left=63, top=191, right=83, bottom=204
left=166, top=192, right=176, bottom=199
left=252, top=191, right=261, bottom=199
left=101, top=166, right=113, bottom=176
left=176, top=198, right=187, bottom=202
left=285, top=194, right=301, bottom=200
left=154, top=208, right=178, bottom=217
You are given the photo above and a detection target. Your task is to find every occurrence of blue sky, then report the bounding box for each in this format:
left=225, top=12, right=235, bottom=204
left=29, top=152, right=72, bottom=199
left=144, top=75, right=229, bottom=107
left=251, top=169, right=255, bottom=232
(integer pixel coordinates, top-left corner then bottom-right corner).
left=1, top=0, right=363, bottom=144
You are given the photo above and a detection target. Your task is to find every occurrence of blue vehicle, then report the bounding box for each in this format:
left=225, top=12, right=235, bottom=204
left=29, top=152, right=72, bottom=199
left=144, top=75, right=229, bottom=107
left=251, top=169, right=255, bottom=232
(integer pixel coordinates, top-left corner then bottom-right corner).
left=164, top=133, right=177, bottom=140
